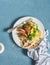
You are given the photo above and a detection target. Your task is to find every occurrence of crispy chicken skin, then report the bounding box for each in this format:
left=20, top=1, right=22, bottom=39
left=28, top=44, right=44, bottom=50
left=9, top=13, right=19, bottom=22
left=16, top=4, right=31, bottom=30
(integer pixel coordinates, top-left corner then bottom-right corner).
left=24, top=24, right=31, bottom=34
left=17, top=27, right=27, bottom=37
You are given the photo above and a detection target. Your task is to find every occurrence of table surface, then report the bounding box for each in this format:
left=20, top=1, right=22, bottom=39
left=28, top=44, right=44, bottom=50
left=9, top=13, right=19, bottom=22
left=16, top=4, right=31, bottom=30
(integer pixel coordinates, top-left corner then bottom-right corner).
left=0, top=0, right=50, bottom=65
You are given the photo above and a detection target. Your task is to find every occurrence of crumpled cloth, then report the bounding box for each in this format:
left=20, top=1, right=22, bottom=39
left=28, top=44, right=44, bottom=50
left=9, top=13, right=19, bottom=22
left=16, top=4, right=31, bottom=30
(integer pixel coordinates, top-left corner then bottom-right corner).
left=27, top=30, right=50, bottom=65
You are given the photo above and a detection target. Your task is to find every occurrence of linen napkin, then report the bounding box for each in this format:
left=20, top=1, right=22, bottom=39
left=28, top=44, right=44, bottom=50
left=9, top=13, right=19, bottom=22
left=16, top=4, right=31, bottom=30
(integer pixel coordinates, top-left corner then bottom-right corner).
left=27, top=30, right=50, bottom=65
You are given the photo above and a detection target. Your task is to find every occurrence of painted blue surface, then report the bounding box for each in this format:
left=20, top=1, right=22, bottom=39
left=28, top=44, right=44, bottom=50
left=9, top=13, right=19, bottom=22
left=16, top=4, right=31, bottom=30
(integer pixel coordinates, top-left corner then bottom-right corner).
left=0, top=0, right=50, bottom=65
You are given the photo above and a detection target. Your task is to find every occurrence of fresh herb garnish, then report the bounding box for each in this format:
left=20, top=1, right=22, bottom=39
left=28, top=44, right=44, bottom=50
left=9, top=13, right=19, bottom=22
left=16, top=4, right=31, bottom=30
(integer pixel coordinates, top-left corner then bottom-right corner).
left=20, top=24, right=24, bottom=29
left=28, top=33, right=36, bottom=40
left=35, top=25, right=38, bottom=30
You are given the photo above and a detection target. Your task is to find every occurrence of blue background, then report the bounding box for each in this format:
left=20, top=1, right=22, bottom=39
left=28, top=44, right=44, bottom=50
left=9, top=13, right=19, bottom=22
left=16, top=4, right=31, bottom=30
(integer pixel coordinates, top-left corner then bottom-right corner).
left=0, top=0, right=50, bottom=65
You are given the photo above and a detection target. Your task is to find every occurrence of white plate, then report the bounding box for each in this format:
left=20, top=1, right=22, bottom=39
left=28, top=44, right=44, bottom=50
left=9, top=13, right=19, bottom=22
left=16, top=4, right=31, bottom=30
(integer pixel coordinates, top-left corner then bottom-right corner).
left=12, top=16, right=45, bottom=48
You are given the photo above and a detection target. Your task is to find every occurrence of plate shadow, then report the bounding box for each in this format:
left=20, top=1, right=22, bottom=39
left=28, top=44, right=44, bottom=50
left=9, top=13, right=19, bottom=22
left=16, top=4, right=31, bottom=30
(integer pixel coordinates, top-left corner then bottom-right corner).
left=22, top=49, right=36, bottom=65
